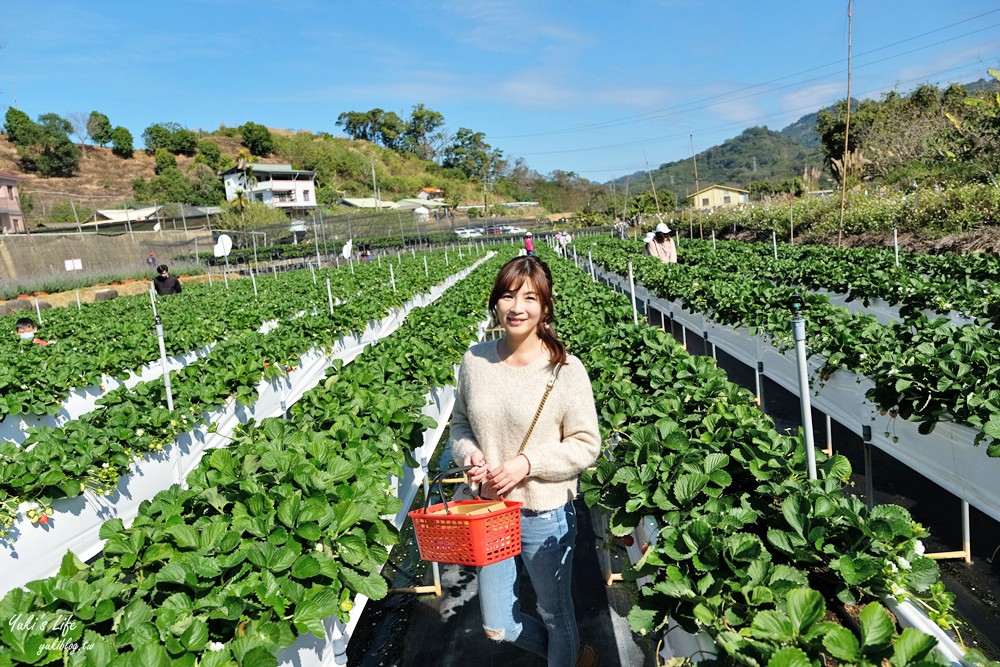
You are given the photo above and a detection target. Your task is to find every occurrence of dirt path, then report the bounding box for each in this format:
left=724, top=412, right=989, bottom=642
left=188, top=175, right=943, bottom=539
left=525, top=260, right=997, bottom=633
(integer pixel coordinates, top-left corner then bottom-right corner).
left=1, top=273, right=219, bottom=312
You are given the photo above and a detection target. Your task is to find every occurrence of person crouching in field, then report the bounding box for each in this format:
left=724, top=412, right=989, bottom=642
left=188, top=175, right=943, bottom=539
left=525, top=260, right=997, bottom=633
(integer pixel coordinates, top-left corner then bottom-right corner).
left=15, top=317, right=49, bottom=346
left=153, top=265, right=182, bottom=295
left=450, top=255, right=601, bottom=667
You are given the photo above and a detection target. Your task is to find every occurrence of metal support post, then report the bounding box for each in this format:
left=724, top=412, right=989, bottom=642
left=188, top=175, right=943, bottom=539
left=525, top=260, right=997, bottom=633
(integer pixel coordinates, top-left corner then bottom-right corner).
left=148, top=284, right=158, bottom=319
left=823, top=414, right=833, bottom=456
left=862, top=425, right=874, bottom=510
left=755, top=361, right=765, bottom=409
left=155, top=316, right=174, bottom=411
left=789, top=294, right=817, bottom=479
left=326, top=276, right=335, bottom=315
left=627, top=260, right=638, bottom=326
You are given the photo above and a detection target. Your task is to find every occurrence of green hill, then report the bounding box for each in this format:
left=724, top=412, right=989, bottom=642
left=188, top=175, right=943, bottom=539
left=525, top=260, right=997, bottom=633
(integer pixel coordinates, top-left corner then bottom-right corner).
left=617, top=125, right=832, bottom=203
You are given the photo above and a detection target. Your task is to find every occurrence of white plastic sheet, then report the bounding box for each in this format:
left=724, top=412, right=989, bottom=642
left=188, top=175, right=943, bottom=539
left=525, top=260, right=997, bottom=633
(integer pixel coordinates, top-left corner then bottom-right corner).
left=0, top=344, right=215, bottom=445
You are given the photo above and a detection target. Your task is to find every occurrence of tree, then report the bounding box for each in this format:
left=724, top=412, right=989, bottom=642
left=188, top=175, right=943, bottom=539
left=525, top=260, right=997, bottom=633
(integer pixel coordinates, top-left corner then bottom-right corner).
left=133, top=168, right=194, bottom=204
left=143, top=123, right=172, bottom=152
left=87, top=111, right=113, bottom=146
left=403, top=104, right=446, bottom=160
left=336, top=111, right=376, bottom=142
left=142, top=122, right=197, bottom=155
left=196, top=139, right=222, bottom=170
left=336, top=108, right=407, bottom=149
left=111, top=126, right=134, bottom=158
left=154, top=147, right=177, bottom=175
left=186, top=163, right=226, bottom=204
left=215, top=200, right=288, bottom=232
left=375, top=111, right=406, bottom=151
left=442, top=128, right=505, bottom=180
left=240, top=122, right=273, bottom=157
left=171, top=127, right=198, bottom=155
left=10, top=113, right=80, bottom=177
left=3, top=108, right=39, bottom=145
left=946, top=68, right=1000, bottom=182
left=67, top=112, right=90, bottom=153
left=442, top=128, right=506, bottom=213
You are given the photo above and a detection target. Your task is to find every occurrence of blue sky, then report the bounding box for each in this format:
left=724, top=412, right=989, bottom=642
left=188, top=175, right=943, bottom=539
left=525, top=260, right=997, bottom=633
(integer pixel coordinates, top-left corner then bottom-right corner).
left=2, top=1, right=999, bottom=183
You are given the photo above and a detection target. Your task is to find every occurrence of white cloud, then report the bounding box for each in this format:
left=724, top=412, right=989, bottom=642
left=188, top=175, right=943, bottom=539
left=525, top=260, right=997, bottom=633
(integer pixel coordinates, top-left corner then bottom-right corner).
left=781, top=82, right=846, bottom=115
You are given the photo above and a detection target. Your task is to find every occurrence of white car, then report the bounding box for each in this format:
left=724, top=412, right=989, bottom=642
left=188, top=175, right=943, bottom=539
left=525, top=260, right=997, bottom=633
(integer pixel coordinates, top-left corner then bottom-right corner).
left=503, top=225, right=527, bottom=234
left=456, top=228, right=483, bottom=238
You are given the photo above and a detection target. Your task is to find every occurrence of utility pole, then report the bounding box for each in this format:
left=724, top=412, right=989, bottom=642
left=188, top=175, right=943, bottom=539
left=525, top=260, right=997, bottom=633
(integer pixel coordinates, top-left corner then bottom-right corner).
left=837, top=0, right=854, bottom=248
left=691, top=133, right=703, bottom=238
left=642, top=145, right=662, bottom=218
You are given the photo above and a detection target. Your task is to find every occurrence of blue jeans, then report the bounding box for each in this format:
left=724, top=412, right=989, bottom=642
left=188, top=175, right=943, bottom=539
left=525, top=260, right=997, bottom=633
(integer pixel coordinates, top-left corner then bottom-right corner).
left=478, top=501, right=579, bottom=665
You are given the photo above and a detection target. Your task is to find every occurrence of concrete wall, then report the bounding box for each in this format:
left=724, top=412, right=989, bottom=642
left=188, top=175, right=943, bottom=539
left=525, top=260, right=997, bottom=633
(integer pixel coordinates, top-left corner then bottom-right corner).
left=0, top=229, right=213, bottom=282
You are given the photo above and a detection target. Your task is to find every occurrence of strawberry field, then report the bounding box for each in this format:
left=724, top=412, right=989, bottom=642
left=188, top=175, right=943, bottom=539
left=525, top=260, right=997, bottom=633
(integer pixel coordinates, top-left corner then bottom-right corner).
left=0, top=240, right=995, bottom=666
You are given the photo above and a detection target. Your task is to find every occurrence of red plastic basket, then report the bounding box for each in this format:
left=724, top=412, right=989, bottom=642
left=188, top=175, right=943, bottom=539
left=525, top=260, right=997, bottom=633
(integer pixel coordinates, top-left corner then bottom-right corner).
left=408, top=466, right=522, bottom=566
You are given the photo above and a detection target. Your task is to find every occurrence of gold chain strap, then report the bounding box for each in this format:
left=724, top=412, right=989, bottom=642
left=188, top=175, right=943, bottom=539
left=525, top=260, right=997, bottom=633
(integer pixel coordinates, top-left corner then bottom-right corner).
left=517, top=364, right=561, bottom=455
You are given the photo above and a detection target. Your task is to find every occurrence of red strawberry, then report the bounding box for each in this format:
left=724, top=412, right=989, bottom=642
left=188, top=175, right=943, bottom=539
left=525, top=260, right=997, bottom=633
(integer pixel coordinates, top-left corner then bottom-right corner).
left=38, top=514, right=49, bottom=525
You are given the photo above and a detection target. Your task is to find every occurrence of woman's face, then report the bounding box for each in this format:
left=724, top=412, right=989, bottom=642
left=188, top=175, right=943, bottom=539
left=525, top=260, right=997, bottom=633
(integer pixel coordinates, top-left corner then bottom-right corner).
left=496, top=279, right=544, bottom=340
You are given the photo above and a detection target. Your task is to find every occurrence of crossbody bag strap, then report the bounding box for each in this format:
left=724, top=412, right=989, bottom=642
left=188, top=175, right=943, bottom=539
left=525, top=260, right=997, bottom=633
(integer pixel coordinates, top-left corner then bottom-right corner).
left=517, top=363, right=562, bottom=455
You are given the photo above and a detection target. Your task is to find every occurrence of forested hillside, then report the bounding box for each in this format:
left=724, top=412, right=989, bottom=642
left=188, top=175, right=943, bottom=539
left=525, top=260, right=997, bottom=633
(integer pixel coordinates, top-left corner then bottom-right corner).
left=614, top=126, right=831, bottom=204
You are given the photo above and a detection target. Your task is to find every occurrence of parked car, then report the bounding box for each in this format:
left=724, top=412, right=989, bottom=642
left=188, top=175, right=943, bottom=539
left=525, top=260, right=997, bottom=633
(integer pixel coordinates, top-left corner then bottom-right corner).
left=455, top=227, right=482, bottom=238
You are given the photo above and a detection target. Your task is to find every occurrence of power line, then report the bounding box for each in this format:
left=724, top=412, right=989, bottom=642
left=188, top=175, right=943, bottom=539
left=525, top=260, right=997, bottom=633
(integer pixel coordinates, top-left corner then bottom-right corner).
left=511, top=57, right=992, bottom=159
left=493, top=11, right=1000, bottom=140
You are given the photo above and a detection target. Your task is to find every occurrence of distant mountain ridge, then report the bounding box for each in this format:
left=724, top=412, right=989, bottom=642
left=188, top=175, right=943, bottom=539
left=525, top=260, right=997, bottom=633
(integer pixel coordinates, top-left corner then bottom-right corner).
left=615, top=76, right=1000, bottom=201
left=614, top=120, right=830, bottom=202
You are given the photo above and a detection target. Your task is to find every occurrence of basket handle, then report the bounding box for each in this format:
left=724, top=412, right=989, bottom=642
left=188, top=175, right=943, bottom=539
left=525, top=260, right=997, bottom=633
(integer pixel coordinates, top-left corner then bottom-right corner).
left=425, top=465, right=476, bottom=515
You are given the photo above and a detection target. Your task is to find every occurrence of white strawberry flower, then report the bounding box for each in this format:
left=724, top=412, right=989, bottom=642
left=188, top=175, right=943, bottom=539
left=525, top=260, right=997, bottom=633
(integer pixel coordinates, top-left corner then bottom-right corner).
left=315, top=543, right=324, bottom=552
left=208, top=641, right=225, bottom=652
left=897, top=556, right=911, bottom=570
left=914, top=540, right=925, bottom=556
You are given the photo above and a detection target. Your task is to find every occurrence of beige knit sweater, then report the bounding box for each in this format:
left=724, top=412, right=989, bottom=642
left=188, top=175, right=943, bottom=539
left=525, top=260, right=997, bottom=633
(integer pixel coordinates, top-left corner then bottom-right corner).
left=450, top=339, right=601, bottom=511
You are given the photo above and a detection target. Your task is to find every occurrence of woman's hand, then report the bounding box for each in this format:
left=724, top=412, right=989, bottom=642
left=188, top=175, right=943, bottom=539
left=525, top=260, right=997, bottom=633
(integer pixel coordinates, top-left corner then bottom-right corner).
left=486, top=454, right=530, bottom=497
left=463, top=451, right=489, bottom=487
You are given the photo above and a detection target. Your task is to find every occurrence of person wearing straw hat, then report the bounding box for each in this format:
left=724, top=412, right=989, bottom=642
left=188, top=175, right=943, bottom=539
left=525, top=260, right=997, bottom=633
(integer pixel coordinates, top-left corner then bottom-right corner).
left=647, top=222, right=677, bottom=263
left=450, top=255, right=601, bottom=667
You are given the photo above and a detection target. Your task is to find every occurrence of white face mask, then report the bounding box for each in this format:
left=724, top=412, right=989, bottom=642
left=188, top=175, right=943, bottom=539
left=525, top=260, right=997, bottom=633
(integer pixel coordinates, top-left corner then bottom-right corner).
left=18, top=331, right=34, bottom=340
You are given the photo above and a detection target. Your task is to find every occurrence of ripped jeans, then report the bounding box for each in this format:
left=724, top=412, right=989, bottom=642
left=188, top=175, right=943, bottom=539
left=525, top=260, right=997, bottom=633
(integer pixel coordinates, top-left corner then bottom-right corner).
left=478, top=500, right=579, bottom=665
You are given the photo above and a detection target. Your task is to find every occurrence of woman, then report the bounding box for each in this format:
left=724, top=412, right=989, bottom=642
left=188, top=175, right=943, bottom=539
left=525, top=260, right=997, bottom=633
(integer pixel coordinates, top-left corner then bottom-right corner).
left=450, top=255, right=601, bottom=666
left=646, top=222, right=677, bottom=263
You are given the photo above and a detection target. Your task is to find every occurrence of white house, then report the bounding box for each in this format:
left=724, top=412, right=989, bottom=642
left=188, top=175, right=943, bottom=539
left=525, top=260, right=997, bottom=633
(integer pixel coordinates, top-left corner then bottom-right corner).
left=222, top=163, right=317, bottom=212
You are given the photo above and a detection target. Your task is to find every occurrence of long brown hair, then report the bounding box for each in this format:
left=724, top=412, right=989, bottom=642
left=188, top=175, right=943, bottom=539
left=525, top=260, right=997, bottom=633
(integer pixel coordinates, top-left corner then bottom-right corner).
left=488, top=256, right=568, bottom=365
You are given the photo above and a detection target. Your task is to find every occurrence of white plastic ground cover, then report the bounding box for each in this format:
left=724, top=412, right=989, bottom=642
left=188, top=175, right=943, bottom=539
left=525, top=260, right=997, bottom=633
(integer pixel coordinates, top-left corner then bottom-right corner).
left=0, top=315, right=293, bottom=445
left=0, top=259, right=489, bottom=594
left=276, top=322, right=491, bottom=667
left=0, top=343, right=216, bottom=445
left=815, top=289, right=978, bottom=328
